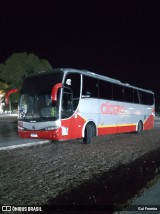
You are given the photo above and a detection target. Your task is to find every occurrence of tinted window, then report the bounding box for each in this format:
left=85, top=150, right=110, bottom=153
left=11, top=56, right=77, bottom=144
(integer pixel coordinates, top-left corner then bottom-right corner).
left=144, top=92, right=154, bottom=105
left=99, top=80, right=113, bottom=100
left=64, top=73, right=81, bottom=99
left=133, top=90, right=140, bottom=104
left=138, top=91, right=154, bottom=105
left=21, top=72, right=63, bottom=95
left=113, top=84, right=124, bottom=102
left=62, top=88, right=73, bottom=119
left=82, top=75, right=99, bottom=98
left=138, top=91, right=143, bottom=104
left=124, top=87, right=133, bottom=103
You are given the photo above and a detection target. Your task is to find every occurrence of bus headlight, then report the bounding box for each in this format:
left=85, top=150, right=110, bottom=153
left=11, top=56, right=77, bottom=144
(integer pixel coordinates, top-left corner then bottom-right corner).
left=18, top=126, right=24, bottom=130
left=18, top=121, right=24, bottom=130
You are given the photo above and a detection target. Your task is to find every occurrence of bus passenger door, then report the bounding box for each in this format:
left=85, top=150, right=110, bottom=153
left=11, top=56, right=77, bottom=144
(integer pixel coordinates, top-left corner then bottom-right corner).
left=61, top=88, right=75, bottom=139
left=61, top=88, right=73, bottom=119
left=61, top=73, right=82, bottom=140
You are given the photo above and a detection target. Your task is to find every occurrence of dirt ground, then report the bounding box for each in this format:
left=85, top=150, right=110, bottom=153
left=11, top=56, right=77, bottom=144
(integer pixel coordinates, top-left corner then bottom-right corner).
left=1, top=125, right=160, bottom=212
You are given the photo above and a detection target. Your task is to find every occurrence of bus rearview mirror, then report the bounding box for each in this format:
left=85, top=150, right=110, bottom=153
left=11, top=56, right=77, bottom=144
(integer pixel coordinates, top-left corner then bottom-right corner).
left=51, top=83, right=63, bottom=102
left=5, top=88, right=19, bottom=105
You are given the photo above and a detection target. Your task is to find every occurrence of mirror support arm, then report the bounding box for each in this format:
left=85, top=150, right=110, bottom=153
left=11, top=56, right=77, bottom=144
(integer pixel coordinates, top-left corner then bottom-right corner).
left=51, top=83, right=63, bottom=102
left=5, top=88, right=19, bottom=105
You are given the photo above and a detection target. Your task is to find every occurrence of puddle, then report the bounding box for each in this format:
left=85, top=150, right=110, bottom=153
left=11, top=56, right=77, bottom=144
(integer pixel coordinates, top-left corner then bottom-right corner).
left=43, top=148, right=160, bottom=213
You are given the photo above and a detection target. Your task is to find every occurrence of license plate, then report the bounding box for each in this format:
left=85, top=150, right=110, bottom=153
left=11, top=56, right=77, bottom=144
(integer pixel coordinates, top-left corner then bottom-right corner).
left=31, top=134, right=38, bottom=138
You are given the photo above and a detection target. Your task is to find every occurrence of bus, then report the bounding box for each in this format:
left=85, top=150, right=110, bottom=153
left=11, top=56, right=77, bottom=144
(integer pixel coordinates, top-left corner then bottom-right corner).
left=6, top=68, right=155, bottom=143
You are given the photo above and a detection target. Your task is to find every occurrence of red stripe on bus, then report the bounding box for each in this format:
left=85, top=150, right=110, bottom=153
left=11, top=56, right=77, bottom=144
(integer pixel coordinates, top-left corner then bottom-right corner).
left=98, top=125, right=136, bottom=135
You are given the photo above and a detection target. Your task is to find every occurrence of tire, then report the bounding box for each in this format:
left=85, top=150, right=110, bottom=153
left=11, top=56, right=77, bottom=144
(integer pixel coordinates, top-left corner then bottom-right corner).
left=83, top=123, right=96, bottom=144
left=136, top=121, right=143, bottom=134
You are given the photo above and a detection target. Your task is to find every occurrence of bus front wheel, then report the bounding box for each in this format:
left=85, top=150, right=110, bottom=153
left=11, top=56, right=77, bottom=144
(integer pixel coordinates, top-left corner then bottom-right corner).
left=83, top=123, right=96, bottom=144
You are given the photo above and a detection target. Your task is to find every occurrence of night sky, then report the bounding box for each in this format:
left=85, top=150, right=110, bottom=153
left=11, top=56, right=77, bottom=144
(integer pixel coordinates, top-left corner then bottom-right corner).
left=0, top=0, right=160, bottom=106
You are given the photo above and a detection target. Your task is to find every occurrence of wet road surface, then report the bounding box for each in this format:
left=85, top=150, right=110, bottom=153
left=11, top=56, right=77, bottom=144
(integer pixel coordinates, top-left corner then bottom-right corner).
left=0, top=115, right=46, bottom=148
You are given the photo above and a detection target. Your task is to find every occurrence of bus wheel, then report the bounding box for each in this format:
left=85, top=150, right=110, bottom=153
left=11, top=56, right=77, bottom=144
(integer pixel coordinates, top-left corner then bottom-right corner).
left=136, top=121, right=143, bottom=134
left=83, top=123, right=96, bottom=144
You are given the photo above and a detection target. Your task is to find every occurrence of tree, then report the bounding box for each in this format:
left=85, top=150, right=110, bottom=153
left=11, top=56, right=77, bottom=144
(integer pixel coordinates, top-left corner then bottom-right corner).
left=0, top=52, right=52, bottom=111
left=0, top=52, right=52, bottom=89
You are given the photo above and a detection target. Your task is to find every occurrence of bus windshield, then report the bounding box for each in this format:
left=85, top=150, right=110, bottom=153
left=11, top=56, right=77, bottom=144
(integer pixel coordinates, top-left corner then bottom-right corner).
left=19, top=71, right=63, bottom=121
left=19, top=93, right=59, bottom=121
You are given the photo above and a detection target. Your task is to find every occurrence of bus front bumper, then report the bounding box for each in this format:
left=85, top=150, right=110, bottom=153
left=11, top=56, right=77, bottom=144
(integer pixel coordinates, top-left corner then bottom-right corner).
left=18, top=128, right=61, bottom=140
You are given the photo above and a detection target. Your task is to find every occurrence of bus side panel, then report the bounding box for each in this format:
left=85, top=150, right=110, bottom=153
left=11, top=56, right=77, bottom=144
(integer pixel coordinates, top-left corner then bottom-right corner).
left=143, top=114, right=154, bottom=130
left=61, top=114, right=86, bottom=140
left=79, top=98, right=154, bottom=136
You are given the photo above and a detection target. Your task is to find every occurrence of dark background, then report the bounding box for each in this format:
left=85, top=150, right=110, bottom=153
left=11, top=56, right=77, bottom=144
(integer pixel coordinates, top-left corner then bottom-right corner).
left=0, top=0, right=160, bottom=107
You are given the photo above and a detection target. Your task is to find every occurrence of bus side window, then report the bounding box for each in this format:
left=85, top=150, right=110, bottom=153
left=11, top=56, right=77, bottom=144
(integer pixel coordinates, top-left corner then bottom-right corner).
left=99, top=80, right=113, bottom=100
left=133, top=90, right=140, bottom=104
left=144, top=93, right=154, bottom=105
left=137, top=91, right=142, bottom=104
left=139, top=91, right=154, bottom=105
left=124, top=87, right=133, bottom=103
left=82, top=76, right=98, bottom=98
left=113, top=84, right=124, bottom=102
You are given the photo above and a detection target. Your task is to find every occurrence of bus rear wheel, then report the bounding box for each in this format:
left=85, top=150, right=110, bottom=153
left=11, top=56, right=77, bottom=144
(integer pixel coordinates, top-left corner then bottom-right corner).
left=136, top=121, right=143, bottom=134
left=83, top=122, right=96, bottom=144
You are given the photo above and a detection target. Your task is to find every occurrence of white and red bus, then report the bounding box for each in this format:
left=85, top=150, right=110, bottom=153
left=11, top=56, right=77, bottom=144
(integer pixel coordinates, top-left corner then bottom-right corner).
left=6, top=68, right=155, bottom=143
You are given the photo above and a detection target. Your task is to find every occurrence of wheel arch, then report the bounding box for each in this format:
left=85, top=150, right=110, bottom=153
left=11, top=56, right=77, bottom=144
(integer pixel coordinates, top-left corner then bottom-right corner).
left=82, top=120, right=97, bottom=138
left=136, top=120, right=143, bottom=133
